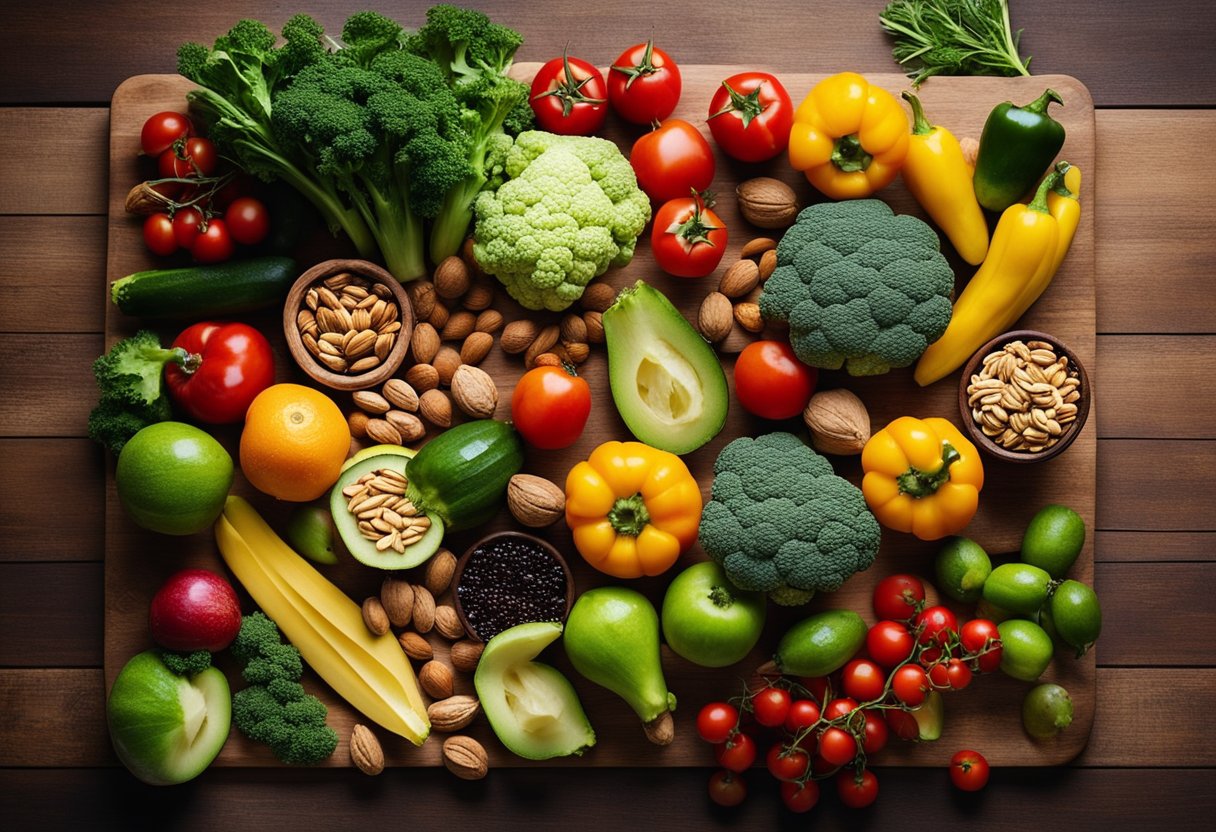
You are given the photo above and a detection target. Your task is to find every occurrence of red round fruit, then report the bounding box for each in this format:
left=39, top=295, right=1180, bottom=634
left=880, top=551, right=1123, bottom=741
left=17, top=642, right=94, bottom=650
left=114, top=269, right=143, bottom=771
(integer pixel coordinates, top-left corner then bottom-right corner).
left=143, top=213, right=178, bottom=256
left=530, top=53, right=607, bottom=136
left=140, top=111, right=194, bottom=157
left=892, top=665, right=930, bottom=707
left=823, top=697, right=859, bottom=721
left=867, top=620, right=916, bottom=669
left=149, top=568, right=242, bottom=652
left=751, top=686, right=792, bottom=728
left=734, top=340, right=818, bottom=420
left=172, top=207, right=206, bottom=250
left=929, top=658, right=973, bottom=691
left=706, top=71, right=794, bottom=162
left=697, top=701, right=740, bottom=744
left=766, top=742, right=810, bottom=782
left=190, top=217, right=234, bottom=263
left=225, top=197, right=270, bottom=245
left=630, top=119, right=715, bottom=203
left=800, top=676, right=833, bottom=704
left=510, top=365, right=592, bottom=450
left=872, top=573, right=926, bottom=621
left=860, top=710, right=889, bottom=754
left=158, top=136, right=219, bottom=179
left=950, top=749, right=990, bottom=792
left=885, top=708, right=920, bottom=741
left=837, top=768, right=879, bottom=808
left=651, top=193, right=727, bottom=278
left=841, top=659, right=885, bottom=703
left=780, top=779, right=820, bottom=813
left=784, top=698, right=821, bottom=733
left=915, top=605, right=959, bottom=647
left=715, top=732, right=757, bottom=773
left=607, top=40, right=681, bottom=124
left=708, top=769, right=747, bottom=807
left=817, top=726, right=856, bottom=767
left=960, top=618, right=1003, bottom=673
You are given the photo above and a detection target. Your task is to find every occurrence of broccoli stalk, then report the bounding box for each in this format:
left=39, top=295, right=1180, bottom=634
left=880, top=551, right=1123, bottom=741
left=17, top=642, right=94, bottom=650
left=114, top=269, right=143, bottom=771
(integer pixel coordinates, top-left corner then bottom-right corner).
left=87, top=331, right=187, bottom=455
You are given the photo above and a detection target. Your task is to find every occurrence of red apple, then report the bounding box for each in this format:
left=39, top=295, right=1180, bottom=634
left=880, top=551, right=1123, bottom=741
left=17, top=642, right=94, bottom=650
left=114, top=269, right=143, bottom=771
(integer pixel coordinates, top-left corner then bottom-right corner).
left=149, top=568, right=242, bottom=651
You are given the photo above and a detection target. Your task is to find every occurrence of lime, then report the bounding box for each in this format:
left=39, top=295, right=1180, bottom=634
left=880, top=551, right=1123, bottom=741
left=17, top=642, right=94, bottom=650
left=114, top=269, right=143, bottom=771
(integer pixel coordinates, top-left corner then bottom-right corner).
left=1022, top=683, right=1073, bottom=739
left=116, top=422, right=233, bottom=536
left=982, top=563, right=1052, bottom=616
left=1021, top=505, right=1086, bottom=578
left=935, top=537, right=992, bottom=602
left=997, top=619, right=1054, bottom=681
left=1048, top=580, right=1102, bottom=655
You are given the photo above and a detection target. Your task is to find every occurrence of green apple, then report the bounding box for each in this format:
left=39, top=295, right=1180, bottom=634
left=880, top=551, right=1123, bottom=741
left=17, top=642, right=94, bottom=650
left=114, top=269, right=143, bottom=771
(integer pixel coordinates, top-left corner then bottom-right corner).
left=661, top=561, right=766, bottom=667
left=107, top=650, right=231, bottom=785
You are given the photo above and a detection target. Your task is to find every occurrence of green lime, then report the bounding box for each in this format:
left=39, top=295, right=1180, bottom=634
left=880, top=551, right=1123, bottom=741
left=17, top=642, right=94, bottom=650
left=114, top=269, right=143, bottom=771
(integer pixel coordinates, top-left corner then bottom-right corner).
left=116, top=422, right=233, bottom=536
left=1048, top=580, right=1102, bottom=655
left=935, top=537, right=992, bottom=603
left=997, top=619, right=1054, bottom=681
left=1022, top=683, right=1074, bottom=739
left=1021, top=505, right=1086, bottom=578
left=982, top=563, right=1052, bottom=616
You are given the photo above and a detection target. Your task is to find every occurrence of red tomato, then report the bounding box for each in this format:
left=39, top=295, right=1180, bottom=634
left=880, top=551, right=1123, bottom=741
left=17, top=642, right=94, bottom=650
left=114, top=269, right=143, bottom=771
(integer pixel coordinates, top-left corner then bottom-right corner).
left=209, top=173, right=254, bottom=211
left=530, top=53, right=607, bottom=136
left=190, top=217, right=234, bottom=263
left=866, top=621, right=915, bottom=669
left=766, top=742, right=810, bottom=782
left=708, top=769, right=747, bottom=807
left=840, top=660, right=885, bottom=703
left=837, top=769, right=879, bottom=809
left=224, top=197, right=270, bottom=246
left=872, top=574, right=926, bottom=621
left=892, top=665, right=929, bottom=707
left=140, top=111, right=193, bottom=157
left=960, top=618, right=1003, bottom=673
left=630, top=119, right=715, bottom=203
left=860, top=710, right=889, bottom=754
left=172, top=207, right=206, bottom=250
left=696, top=702, right=740, bottom=744
left=142, top=213, right=177, bottom=256
left=816, top=727, right=856, bottom=767
left=950, top=749, right=990, bottom=792
left=780, top=779, right=819, bottom=813
left=651, top=193, right=727, bottom=278
left=510, top=365, right=592, bottom=450
left=915, top=605, right=959, bottom=648
left=732, top=340, right=817, bottom=420
left=823, top=697, right=859, bottom=721
left=715, top=732, right=757, bottom=773
left=885, top=708, right=920, bottom=741
left=929, top=658, right=973, bottom=691
left=164, top=322, right=275, bottom=424
left=784, top=699, right=821, bottom=734
left=751, top=687, right=792, bottom=728
left=158, top=137, right=219, bottom=179
left=799, top=676, right=833, bottom=704
left=607, top=40, right=681, bottom=124
left=706, top=72, right=793, bottom=163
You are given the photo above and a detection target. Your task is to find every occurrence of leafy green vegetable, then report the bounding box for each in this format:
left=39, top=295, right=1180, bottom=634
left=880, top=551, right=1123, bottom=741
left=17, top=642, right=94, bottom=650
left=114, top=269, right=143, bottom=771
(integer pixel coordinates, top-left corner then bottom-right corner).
left=879, top=0, right=1031, bottom=85
left=87, top=331, right=186, bottom=455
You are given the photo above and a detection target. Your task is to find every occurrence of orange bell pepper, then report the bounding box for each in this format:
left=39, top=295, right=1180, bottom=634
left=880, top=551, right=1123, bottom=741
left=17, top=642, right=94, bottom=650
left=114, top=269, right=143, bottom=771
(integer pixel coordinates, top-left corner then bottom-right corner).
left=861, top=417, right=984, bottom=541
left=565, top=441, right=701, bottom=579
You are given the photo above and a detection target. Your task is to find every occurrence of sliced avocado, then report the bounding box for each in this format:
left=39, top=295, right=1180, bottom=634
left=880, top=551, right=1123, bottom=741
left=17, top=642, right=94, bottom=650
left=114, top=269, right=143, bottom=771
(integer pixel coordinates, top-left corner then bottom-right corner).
left=341, top=444, right=417, bottom=473
left=329, top=453, right=443, bottom=570
left=474, top=621, right=596, bottom=760
left=603, top=281, right=728, bottom=455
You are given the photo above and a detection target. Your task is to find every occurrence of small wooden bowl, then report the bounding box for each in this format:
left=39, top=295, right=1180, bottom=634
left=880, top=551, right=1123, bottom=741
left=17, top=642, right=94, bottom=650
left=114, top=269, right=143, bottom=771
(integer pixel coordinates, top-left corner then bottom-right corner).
left=958, top=329, right=1091, bottom=464
left=451, top=531, right=576, bottom=643
left=283, top=259, right=414, bottom=392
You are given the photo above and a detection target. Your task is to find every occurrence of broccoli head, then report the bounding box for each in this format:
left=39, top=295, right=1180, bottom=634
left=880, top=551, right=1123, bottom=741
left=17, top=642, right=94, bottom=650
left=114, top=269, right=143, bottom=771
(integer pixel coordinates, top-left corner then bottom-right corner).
left=159, top=649, right=213, bottom=676
left=699, top=433, right=881, bottom=606
left=473, top=131, right=651, bottom=311
left=758, top=199, right=955, bottom=376
left=87, top=331, right=182, bottom=455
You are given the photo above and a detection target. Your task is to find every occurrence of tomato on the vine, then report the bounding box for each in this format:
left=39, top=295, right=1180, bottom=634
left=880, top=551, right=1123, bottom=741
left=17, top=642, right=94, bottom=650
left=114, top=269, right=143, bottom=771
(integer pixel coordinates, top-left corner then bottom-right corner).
left=949, top=749, right=990, bottom=792
left=784, top=698, right=821, bottom=733
left=696, top=702, right=740, bottom=744
left=780, top=779, right=819, bottom=813
left=799, top=676, right=833, bottom=704
left=841, top=659, right=885, bottom=703
left=860, top=710, right=889, bottom=754
left=708, top=769, right=747, bottom=807
left=715, top=732, right=757, bottom=773
left=867, top=620, right=916, bottom=669
left=607, top=40, right=681, bottom=124
left=529, top=52, right=607, bottom=136
left=706, top=71, right=793, bottom=163
left=751, top=686, right=792, bottom=728
left=872, top=574, right=926, bottom=621
left=172, top=207, right=206, bottom=250
left=915, top=605, right=959, bottom=647
left=510, top=364, right=592, bottom=450
left=823, top=697, right=859, bottom=721
left=651, top=192, right=727, bottom=278
left=960, top=618, right=1003, bottom=673
left=817, top=727, right=856, bottom=767
left=733, top=340, right=818, bottom=420
left=892, top=664, right=930, bottom=707
left=225, top=197, right=270, bottom=246
left=885, top=708, right=920, bottom=741
left=837, top=769, right=879, bottom=809
left=140, top=111, right=193, bottom=157
left=158, top=136, right=219, bottom=179
left=190, top=217, right=234, bottom=263
left=928, top=658, right=973, bottom=691
left=766, top=742, right=810, bottom=782
left=630, top=119, right=715, bottom=203
left=143, top=213, right=177, bottom=256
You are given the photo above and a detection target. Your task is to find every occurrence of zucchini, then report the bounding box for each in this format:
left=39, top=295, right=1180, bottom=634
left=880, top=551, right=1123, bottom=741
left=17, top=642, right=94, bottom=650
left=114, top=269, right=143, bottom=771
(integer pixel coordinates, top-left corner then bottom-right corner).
left=111, top=257, right=297, bottom=318
left=406, top=420, right=524, bottom=531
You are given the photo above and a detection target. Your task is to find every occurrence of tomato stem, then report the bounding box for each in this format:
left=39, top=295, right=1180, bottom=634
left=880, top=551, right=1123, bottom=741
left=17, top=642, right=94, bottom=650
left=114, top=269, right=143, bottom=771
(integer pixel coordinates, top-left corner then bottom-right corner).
left=610, top=39, right=661, bottom=90
left=707, top=80, right=767, bottom=129
left=532, top=48, right=606, bottom=117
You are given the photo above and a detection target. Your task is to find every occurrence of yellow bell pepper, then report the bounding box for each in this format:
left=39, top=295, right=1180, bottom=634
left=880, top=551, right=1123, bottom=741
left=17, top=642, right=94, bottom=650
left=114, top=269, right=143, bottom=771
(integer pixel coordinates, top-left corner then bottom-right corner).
left=565, top=441, right=701, bottom=579
left=913, top=164, right=1076, bottom=387
left=861, top=417, right=984, bottom=541
left=900, top=92, right=989, bottom=266
left=788, top=72, right=909, bottom=200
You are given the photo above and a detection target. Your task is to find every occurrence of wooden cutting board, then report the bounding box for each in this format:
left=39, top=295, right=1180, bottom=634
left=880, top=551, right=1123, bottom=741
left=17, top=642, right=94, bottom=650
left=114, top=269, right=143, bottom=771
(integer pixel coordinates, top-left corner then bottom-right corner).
left=105, top=68, right=1096, bottom=768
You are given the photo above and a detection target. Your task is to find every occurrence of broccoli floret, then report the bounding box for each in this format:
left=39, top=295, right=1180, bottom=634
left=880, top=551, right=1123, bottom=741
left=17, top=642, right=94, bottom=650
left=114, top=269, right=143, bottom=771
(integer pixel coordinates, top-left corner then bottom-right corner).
left=699, top=433, right=882, bottom=606
left=229, top=613, right=337, bottom=765
left=159, top=649, right=213, bottom=676
left=406, top=4, right=522, bottom=86
left=473, top=131, right=651, bottom=311
left=86, top=331, right=185, bottom=454
left=758, top=199, right=955, bottom=376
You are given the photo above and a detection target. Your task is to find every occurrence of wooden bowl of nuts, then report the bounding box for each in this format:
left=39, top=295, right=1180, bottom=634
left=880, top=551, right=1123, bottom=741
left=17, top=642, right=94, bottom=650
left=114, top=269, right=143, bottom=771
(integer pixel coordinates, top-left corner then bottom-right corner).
left=958, top=329, right=1091, bottom=464
left=283, top=259, right=414, bottom=392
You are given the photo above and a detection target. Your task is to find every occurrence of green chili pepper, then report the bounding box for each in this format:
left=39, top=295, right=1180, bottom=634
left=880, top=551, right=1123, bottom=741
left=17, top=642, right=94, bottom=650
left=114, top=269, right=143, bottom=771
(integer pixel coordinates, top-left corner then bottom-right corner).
left=973, top=88, right=1065, bottom=212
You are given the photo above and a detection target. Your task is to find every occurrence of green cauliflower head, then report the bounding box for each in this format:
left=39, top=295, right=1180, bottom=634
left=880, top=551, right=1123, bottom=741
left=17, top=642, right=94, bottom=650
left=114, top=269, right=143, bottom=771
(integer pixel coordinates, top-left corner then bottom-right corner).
left=698, top=432, right=881, bottom=606
left=759, top=199, right=955, bottom=376
left=473, top=130, right=651, bottom=311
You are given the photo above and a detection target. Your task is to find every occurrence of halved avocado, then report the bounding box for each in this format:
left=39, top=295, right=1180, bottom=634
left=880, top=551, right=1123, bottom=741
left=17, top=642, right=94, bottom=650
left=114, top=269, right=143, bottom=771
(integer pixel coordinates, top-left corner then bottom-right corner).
left=603, top=281, right=728, bottom=455
left=341, top=444, right=416, bottom=473
left=329, top=453, right=443, bottom=570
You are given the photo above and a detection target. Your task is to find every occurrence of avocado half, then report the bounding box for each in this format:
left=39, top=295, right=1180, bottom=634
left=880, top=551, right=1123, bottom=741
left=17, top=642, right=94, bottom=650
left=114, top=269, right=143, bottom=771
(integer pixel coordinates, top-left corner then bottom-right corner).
left=603, top=281, right=728, bottom=455
left=329, top=452, right=443, bottom=570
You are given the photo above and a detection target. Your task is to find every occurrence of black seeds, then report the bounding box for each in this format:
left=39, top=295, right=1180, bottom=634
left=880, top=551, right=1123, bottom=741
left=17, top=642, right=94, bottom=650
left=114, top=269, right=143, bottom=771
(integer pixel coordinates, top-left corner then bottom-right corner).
left=457, top=537, right=567, bottom=641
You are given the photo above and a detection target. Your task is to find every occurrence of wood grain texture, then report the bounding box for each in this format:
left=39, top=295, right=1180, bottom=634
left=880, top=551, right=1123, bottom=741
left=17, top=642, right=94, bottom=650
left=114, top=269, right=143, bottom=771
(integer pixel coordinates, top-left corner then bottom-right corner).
left=1094, top=563, right=1216, bottom=666
left=0, top=563, right=103, bottom=667
left=0, top=109, right=109, bottom=214
left=1080, top=669, right=1216, bottom=766
left=0, top=440, right=104, bottom=562
left=0, top=217, right=107, bottom=333
left=0, top=670, right=111, bottom=767
left=1096, top=337, right=1216, bottom=438
left=1097, top=440, right=1216, bottom=531
left=0, top=334, right=101, bottom=436
left=1095, top=531, right=1216, bottom=562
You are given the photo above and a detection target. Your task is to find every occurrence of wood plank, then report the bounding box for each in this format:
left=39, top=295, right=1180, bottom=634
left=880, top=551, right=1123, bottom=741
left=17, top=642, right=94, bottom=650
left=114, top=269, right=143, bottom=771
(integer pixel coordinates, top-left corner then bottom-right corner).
left=0, top=109, right=108, bottom=214
left=1094, top=563, right=1216, bottom=666
left=1095, top=111, right=1216, bottom=334
left=1081, top=669, right=1216, bottom=766
left=1097, top=440, right=1216, bottom=531
left=1096, top=336, right=1216, bottom=438
left=0, top=670, right=110, bottom=767
left=0, top=217, right=107, bottom=333
left=0, top=440, right=104, bottom=562
left=0, top=563, right=103, bottom=667
left=1096, top=531, right=1216, bottom=562
left=0, top=334, right=101, bottom=436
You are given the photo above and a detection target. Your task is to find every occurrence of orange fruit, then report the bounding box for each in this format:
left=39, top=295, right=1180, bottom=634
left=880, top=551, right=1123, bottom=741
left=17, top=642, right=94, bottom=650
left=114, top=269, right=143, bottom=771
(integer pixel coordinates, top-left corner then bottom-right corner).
left=239, top=383, right=350, bottom=502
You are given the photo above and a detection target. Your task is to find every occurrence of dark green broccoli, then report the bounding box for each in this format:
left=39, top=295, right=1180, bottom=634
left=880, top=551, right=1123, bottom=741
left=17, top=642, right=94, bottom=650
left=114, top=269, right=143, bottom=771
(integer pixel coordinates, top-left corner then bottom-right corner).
left=699, top=433, right=881, bottom=606
left=87, top=331, right=185, bottom=454
left=230, top=612, right=337, bottom=765
left=159, top=649, right=212, bottom=676
left=758, top=199, right=955, bottom=376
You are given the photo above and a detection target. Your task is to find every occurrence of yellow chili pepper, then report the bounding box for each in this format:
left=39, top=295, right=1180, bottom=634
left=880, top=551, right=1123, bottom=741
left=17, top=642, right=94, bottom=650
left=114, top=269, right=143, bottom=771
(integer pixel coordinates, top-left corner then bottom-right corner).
left=913, top=164, right=1075, bottom=387
left=788, top=72, right=909, bottom=200
left=861, top=416, right=984, bottom=541
left=1045, top=162, right=1081, bottom=276
left=900, top=92, right=989, bottom=266
left=565, top=440, right=701, bottom=579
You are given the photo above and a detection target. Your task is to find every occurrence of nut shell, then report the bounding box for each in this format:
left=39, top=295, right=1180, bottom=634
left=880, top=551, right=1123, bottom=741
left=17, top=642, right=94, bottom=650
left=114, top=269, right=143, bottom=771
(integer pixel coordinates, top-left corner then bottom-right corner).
left=350, top=724, right=385, bottom=775
left=450, top=364, right=498, bottom=419
left=419, top=659, right=454, bottom=699
left=424, top=549, right=457, bottom=596
left=736, top=177, right=799, bottom=228
left=398, top=631, right=433, bottom=661
left=443, top=735, right=488, bottom=780
left=450, top=640, right=484, bottom=673
left=803, top=388, right=871, bottom=455
left=698, top=292, right=734, bottom=343
left=506, top=474, right=566, bottom=527
left=427, top=695, right=481, bottom=732
left=380, top=578, right=415, bottom=627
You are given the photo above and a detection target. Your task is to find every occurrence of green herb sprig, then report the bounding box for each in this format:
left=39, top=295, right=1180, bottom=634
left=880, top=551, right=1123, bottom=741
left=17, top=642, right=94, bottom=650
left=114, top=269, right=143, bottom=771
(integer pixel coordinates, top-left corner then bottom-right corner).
left=879, top=0, right=1032, bottom=85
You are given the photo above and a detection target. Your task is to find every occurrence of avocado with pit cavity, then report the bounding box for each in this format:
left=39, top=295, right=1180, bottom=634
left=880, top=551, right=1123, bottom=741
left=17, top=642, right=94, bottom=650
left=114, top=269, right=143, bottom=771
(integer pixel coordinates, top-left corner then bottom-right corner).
left=328, top=453, right=444, bottom=570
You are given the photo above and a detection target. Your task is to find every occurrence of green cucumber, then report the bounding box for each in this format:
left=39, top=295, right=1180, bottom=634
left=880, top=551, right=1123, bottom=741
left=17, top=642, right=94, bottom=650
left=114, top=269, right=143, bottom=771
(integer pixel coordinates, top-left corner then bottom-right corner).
left=406, top=420, right=524, bottom=531
left=111, top=257, right=296, bottom=318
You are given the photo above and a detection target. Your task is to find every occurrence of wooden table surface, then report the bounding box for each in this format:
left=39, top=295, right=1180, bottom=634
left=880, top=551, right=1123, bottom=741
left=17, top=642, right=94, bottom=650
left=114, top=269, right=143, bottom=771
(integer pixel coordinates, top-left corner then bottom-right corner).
left=1, top=1, right=1213, bottom=828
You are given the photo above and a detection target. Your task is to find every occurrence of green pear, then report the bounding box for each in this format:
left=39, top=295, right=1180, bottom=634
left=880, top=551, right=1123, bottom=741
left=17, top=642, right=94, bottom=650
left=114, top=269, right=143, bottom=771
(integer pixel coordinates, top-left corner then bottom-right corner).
left=563, top=587, right=676, bottom=745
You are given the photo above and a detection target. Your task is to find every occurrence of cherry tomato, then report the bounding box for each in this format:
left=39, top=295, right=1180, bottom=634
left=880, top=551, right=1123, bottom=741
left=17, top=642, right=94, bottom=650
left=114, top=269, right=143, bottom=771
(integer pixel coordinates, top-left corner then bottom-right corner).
left=696, top=702, right=740, bottom=744
left=837, top=769, right=879, bottom=809
left=158, top=137, right=219, bottom=179
left=784, top=699, right=821, bottom=734
left=885, top=708, right=920, bottom=741
left=190, top=217, right=234, bottom=263
left=651, top=192, right=727, bottom=278
left=867, top=621, right=916, bottom=669
left=140, top=111, right=193, bottom=157
left=172, top=207, right=206, bottom=249
left=733, top=340, right=818, bottom=420
left=915, top=606, right=959, bottom=648
left=706, top=72, right=793, bottom=163
left=142, top=212, right=177, bottom=256
left=840, top=659, right=885, bottom=703
left=799, top=676, right=833, bottom=704
left=950, top=749, right=990, bottom=792
left=872, top=574, right=926, bottom=621
left=630, top=119, right=715, bottom=203
left=751, top=687, right=792, bottom=728
left=919, top=646, right=946, bottom=666
left=510, top=364, right=592, bottom=449
left=708, top=769, right=747, bottom=807
left=164, top=322, right=276, bottom=424
left=960, top=618, right=1003, bottom=673
left=860, top=710, right=889, bottom=754
left=225, top=197, right=270, bottom=246
left=715, top=732, right=757, bottom=773
left=817, top=727, right=856, bottom=767
left=607, top=40, right=681, bottom=124
left=892, top=665, right=929, bottom=707
left=929, top=658, right=973, bottom=691
left=780, top=779, right=820, bottom=813
left=209, top=173, right=254, bottom=211
left=766, top=742, right=810, bottom=782
left=823, top=697, right=859, bottom=721
left=530, top=52, right=607, bottom=136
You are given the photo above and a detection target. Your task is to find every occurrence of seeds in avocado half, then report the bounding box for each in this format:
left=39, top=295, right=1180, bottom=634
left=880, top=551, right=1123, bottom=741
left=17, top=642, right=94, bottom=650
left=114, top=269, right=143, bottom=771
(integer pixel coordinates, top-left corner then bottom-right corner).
left=341, top=468, right=432, bottom=553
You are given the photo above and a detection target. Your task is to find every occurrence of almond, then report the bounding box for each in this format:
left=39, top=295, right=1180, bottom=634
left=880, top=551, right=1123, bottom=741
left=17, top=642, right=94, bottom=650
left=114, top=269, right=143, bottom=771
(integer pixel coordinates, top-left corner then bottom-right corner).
left=398, top=631, right=433, bottom=661
left=450, top=364, right=498, bottom=419
left=441, top=310, right=476, bottom=342
left=474, top=309, right=504, bottom=335
left=412, top=585, right=437, bottom=633
left=434, top=605, right=465, bottom=640
left=582, top=310, right=605, bottom=344
left=500, top=320, right=539, bottom=354
left=419, top=659, right=454, bottom=699
left=428, top=300, right=450, bottom=331
left=734, top=301, right=764, bottom=333
left=560, top=313, right=588, bottom=344
left=418, top=388, right=453, bottom=428
left=507, top=474, right=565, bottom=527
left=450, top=640, right=484, bottom=673
left=407, top=280, right=436, bottom=320
left=580, top=281, right=616, bottom=312
left=350, top=724, right=385, bottom=775
left=410, top=322, right=441, bottom=364
left=758, top=249, right=778, bottom=281
left=424, top=549, right=457, bottom=596
left=736, top=177, right=799, bottom=229
left=719, top=259, right=760, bottom=298
left=428, top=695, right=480, bottom=732
left=353, top=390, right=391, bottom=415
left=462, top=279, right=495, bottom=312
left=443, top=735, right=488, bottom=780
left=361, top=596, right=390, bottom=636
left=460, top=331, right=494, bottom=365
left=348, top=410, right=370, bottom=439
left=433, top=256, right=470, bottom=299
left=803, top=388, right=871, bottom=456
left=563, top=341, right=590, bottom=364
left=365, top=418, right=402, bottom=446
left=532, top=352, right=562, bottom=368
left=382, top=378, right=419, bottom=412
left=524, top=324, right=560, bottom=369
left=460, top=237, right=482, bottom=276
left=405, top=362, right=440, bottom=392
left=385, top=410, right=425, bottom=442
left=740, top=237, right=778, bottom=259
left=380, top=578, right=415, bottom=628
left=698, top=292, right=734, bottom=343
left=433, top=346, right=462, bottom=386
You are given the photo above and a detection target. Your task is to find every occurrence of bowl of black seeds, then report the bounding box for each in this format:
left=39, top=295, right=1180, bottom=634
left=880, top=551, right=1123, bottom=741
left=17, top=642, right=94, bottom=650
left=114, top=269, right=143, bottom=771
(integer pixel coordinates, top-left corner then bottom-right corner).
left=452, top=532, right=575, bottom=642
